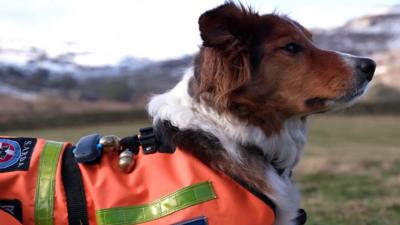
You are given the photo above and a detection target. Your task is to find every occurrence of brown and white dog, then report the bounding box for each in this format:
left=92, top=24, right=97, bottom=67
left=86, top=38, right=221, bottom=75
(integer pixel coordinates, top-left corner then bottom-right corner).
left=148, top=3, right=375, bottom=225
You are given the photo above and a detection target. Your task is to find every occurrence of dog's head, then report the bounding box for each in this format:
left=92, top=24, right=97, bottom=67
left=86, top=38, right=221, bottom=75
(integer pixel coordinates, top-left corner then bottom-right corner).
left=192, top=3, right=375, bottom=135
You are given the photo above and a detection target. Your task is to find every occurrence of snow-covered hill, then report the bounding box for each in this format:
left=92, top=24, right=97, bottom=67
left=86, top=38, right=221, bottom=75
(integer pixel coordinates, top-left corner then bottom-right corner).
left=0, top=4, right=399, bottom=104
left=313, top=4, right=400, bottom=55
left=0, top=39, right=152, bottom=79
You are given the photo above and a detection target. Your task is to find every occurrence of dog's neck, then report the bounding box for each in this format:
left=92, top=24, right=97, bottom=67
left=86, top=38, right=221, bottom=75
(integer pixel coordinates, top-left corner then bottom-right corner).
left=148, top=68, right=308, bottom=172
left=148, top=68, right=307, bottom=225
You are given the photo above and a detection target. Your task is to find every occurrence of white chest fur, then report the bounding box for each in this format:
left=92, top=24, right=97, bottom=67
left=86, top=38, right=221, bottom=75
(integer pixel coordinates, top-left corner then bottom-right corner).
left=148, top=68, right=307, bottom=225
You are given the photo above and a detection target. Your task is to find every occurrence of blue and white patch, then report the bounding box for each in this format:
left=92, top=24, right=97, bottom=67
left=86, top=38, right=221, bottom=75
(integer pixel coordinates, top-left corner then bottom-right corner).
left=0, top=139, right=21, bottom=169
left=0, top=138, right=36, bottom=172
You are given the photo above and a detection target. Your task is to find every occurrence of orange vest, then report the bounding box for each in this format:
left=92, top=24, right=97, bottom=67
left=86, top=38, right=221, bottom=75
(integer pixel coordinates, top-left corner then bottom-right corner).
left=0, top=137, right=275, bottom=225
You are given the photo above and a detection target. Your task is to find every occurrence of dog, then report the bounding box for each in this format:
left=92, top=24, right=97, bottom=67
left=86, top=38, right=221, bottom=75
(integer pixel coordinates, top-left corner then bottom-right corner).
left=0, top=2, right=375, bottom=225
left=148, top=2, right=376, bottom=225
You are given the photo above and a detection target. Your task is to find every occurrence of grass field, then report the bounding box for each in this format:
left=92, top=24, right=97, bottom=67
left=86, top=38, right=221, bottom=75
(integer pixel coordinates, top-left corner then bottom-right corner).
left=298, top=116, right=400, bottom=225
left=4, top=115, right=400, bottom=225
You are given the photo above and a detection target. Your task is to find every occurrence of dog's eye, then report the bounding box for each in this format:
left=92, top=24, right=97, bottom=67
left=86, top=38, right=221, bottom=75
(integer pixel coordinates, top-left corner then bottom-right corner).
left=281, top=43, right=303, bottom=54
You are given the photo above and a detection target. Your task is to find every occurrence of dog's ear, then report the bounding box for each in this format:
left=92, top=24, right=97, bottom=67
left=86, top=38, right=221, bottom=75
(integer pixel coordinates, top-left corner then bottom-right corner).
left=195, top=3, right=262, bottom=113
left=198, top=2, right=259, bottom=50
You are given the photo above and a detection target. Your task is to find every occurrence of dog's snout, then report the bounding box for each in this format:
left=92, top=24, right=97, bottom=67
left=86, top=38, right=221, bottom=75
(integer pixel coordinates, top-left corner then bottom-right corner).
left=356, top=58, right=376, bottom=82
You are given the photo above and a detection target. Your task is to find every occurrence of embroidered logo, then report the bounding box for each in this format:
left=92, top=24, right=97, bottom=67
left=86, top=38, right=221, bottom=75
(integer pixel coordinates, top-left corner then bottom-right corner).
left=0, top=199, right=23, bottom=222
left=0, top=138, right=37, bottom=172
left=0, top=139, right=21, bottom=169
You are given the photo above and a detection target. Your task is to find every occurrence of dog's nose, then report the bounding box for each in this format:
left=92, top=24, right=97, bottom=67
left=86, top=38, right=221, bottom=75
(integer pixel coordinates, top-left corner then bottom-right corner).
left=356, top=58, right=376, bottom=82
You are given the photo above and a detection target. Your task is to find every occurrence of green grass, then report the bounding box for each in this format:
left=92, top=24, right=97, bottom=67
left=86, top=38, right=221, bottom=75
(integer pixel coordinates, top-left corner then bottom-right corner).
left=3, top=115, right=400, bottom=225
left=4, top=120, right=151, bottom=143
left=297, top=115, right=400, bottom=225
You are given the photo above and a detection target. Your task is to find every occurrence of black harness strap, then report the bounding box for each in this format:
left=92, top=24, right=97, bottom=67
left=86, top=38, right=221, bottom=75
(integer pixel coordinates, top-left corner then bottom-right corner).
left=61, top=145, right=89, bottom=225
left=231, top=175, right=306, bottom=225
left=230, top=175, right=277, bottom=213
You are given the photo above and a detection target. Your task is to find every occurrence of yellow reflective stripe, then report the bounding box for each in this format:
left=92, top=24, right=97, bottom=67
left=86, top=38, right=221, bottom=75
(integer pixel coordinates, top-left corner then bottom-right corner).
left=96, top=181, right=217, bottom=225
left=34, top=141, right=64, bottom=225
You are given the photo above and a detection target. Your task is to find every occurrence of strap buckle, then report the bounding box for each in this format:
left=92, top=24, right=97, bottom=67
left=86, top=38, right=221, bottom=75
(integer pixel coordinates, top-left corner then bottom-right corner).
left=139, top=127, right=158, bottom=154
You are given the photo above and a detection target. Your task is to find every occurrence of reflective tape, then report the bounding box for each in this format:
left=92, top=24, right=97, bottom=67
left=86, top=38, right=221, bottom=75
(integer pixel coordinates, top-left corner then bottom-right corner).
left=96, top=181, right=217, bottom=225
left=34, top=141, right=64, bottom=225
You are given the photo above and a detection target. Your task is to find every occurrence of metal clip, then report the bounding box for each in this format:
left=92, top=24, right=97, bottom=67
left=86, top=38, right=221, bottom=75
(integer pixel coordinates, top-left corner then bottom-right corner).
left=139, top=127, right=158, bottom=154
left=119, top=149, right=136, bottom=173
left=99, top=135, right=121, bottom=153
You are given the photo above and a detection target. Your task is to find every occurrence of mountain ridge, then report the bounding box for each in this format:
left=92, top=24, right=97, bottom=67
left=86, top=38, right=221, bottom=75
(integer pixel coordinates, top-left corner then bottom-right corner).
left=0, top=5, right=399, bottom=107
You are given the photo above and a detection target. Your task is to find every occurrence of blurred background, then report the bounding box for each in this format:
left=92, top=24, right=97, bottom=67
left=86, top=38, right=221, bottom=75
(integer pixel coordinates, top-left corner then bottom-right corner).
left=0, top=0, right=399, bottom=224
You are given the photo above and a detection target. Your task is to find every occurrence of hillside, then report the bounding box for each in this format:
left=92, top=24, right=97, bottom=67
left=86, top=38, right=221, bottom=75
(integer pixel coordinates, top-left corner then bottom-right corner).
left=313, top=4, right=400, bottom=55
left=0, top=5, right=399, bottom=126
left=313, top=4, right=400, bottom=103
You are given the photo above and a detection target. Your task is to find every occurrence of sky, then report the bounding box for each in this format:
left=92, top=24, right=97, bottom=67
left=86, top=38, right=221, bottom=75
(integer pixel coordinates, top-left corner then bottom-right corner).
left=0, top=0, right=400, bottom=62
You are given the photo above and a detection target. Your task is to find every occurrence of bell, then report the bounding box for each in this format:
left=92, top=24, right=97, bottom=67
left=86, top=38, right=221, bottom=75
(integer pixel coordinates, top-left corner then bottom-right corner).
left=99, top=135, right=121, bottom=152
left=119, top=149, right=136, bottom=173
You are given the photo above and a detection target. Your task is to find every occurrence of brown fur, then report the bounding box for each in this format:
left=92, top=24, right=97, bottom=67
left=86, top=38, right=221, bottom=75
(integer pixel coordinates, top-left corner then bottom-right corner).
left=155, top=121, right=272, bottom=193
left=191, top=3, right=353, bottom=136
left=155, top=2, right=361, bottom=202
